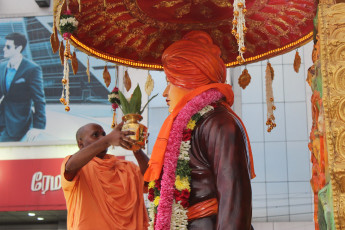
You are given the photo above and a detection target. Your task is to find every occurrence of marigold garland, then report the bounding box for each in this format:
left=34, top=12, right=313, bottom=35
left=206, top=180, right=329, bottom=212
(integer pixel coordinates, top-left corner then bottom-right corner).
left=148, top=89, right=223, bottom=230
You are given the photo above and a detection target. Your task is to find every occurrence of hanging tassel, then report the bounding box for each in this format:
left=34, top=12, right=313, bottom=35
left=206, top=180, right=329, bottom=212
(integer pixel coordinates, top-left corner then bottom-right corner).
left=265, top=62, right=276, bottom=132
left=86, top=57, right=90, bottom=83
left=124, top=69, right=132, bottom=91
left=115, top=65, right=119, bottom=87
left=103, top=64, right=111, bottom=87
left=294, top=50, right=301, bottom=73
left=104, top=0, right=107, bottom=8
left=232, top=0, right=247, bottom=64
left=145, top=70, right=154, bottom=96
left=238, top=67, right=251, bottom=89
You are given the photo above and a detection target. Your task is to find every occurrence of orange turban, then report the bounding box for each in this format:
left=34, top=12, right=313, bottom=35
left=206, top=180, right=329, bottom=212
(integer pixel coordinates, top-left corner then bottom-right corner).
left=162, top=31, right=226, bottom=89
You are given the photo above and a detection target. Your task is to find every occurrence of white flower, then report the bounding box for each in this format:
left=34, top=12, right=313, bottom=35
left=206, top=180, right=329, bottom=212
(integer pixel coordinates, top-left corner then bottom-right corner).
left=170, top=201, right=188, bottom=230
left=199, top=105, right=214, bottom=116
left=59, top=17, right=78, bottom=29
left=108, top=94, right=119, bottom=100
left=148, top=202, right=155, bottom=230
left=179, top=141, right=190, bottom=161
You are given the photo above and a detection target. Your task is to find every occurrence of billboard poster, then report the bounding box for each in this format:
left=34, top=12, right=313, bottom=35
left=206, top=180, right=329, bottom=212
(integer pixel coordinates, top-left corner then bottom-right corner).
left=0, top=16, right=116, bottom=144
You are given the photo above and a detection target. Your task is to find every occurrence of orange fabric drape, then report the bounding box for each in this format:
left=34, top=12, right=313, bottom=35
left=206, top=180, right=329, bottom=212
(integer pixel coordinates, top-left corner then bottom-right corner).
left=144, top=83, right=255, bottom=182
left=162, top=31, right=226, bottom=89
left=62, top=155, right=149, bottom=230
left=187, top=198, right=218, bottom=221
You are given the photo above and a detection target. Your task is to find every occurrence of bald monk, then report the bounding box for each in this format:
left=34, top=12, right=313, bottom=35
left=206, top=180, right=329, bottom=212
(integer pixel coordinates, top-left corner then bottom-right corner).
left=143, top=31, right=255, bottom=229
left=61, top=122, right=149, bottom=230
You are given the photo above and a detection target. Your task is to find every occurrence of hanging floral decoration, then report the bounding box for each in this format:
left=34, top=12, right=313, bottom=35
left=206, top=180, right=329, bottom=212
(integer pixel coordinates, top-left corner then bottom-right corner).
left=58, top=7, right=79, bottom=112
left=265, top=62, right=276, bottom=132
left=108, top=66, right=120, bottom=128
left=108, top=86, right=120, bottom=128
left=232, top=0, right=247, bottom=64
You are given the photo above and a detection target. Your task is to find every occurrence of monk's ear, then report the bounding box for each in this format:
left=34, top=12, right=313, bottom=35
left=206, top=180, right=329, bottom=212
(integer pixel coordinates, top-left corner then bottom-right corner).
left=77, top=140, right=84, bottom=149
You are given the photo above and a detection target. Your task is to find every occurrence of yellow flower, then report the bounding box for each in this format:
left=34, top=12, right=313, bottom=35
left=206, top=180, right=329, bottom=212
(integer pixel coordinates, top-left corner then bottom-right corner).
left=148, top=181, right=155, bottom=189
left=175, top=176, right=190, bottom=191
left=186, top=120, right=196, bottom=130
left=154, top=196, right=160, bottom=206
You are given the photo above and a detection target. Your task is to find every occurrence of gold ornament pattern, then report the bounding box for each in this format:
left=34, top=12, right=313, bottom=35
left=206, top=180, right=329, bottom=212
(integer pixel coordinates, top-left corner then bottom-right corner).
left=238, top=68, right=251, bottom=89
left=103, top=65, right=111, bottom=88
left=124, top=70, right=132, bottom=92
left=145, top=71, right=154, bottom=96
left=86, top=57, right=90, bottom=83
left=59, top=41, right=65, bottom=66
left=71, top=51, right=79, bottom=75
left=50, top=26, right=60, bottom=54
left=294, top=50, right=301, bottom=73
left=319, top=2, right=345, bottom=228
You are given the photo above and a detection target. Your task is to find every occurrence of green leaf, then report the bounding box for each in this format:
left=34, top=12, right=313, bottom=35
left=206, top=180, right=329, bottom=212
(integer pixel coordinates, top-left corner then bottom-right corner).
left=129, top=85, right=142, bottom=114
left=118, top=91, right=130, bottom=114
left=140, top=93, right=158, bottom=114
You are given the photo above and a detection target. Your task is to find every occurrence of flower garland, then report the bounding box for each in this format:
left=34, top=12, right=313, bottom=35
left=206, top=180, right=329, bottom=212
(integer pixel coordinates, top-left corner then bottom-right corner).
left=59, top=10, right=78, bottom=40
left=148, top=89, right=223, bottom=230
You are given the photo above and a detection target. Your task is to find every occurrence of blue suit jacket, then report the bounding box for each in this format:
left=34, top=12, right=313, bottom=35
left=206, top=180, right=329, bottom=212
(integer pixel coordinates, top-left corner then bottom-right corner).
left=0, top=57, right=46, bottom=138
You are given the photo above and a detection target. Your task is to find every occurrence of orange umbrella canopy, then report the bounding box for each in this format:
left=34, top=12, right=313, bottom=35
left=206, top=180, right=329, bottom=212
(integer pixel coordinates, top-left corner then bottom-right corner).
left=54, top=0, right=316, bottom=69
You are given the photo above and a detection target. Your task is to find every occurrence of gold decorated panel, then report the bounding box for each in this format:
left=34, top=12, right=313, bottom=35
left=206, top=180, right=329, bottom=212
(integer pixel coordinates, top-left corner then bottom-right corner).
left=319, top=2, right=345, bottom=229
left=333, top=67, right=345, bottom=92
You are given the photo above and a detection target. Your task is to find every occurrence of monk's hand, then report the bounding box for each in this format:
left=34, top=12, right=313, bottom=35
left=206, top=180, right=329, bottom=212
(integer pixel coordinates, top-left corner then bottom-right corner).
left=109, top=122, right=135, bottom=149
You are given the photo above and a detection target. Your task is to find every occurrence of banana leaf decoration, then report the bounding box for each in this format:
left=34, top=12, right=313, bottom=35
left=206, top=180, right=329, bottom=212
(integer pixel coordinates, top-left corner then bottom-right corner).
left=118, top=85, right=158, bottom=115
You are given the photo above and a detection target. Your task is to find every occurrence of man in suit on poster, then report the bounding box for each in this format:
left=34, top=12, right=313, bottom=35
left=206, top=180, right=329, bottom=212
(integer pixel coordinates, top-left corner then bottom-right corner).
left=0, top=32, right=46, bottom=142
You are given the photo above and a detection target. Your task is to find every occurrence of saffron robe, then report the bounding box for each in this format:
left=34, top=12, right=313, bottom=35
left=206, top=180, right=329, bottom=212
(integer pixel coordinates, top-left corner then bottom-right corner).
left=61, top=154, right=149, bottom=230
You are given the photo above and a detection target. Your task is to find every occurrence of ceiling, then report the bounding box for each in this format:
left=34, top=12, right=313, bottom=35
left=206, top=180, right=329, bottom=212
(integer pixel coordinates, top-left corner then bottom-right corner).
left=0, top=210, right=67, bottom=225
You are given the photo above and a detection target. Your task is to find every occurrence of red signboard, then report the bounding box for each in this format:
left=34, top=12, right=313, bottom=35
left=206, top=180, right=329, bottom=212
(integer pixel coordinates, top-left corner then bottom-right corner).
left=0, top=156, right=125, bottom=211
left=0, top=158, right=66, bottom=211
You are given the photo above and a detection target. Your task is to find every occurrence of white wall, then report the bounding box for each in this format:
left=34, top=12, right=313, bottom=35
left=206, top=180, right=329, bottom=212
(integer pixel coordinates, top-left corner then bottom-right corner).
left=253, top=222, right=314, bottom=230
left=0, top=0, right=53, bottom=18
